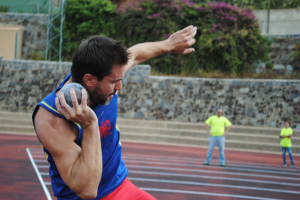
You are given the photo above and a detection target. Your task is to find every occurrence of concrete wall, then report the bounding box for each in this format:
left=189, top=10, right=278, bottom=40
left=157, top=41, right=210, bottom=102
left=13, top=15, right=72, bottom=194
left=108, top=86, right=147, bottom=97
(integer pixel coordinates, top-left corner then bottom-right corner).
left=0, top=58, right=299, bottom=129
left=254, top=9, right=300, bottom=35
left=0, top=13, right=48, bottom=60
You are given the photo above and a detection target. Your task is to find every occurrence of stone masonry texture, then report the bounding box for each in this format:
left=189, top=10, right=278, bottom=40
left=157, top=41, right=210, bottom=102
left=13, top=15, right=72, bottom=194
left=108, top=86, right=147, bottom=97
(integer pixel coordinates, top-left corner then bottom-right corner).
left=0, top=13, right=48, bottom=60
left=0, top=58, right=299, bottom=129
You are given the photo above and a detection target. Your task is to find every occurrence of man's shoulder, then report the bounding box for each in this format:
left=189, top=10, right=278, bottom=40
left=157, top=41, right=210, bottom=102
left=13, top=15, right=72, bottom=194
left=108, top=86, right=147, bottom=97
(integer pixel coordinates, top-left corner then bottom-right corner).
left=34, top=107, right=76, bottom=139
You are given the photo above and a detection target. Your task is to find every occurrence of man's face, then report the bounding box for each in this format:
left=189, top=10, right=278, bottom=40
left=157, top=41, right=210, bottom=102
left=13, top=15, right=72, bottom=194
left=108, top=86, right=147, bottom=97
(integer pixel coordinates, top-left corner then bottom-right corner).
left=89, top=65, right=125, bottom=105
left=284, top=122, right=289, bottom=128
left=217, top=109, right=223, bottom=117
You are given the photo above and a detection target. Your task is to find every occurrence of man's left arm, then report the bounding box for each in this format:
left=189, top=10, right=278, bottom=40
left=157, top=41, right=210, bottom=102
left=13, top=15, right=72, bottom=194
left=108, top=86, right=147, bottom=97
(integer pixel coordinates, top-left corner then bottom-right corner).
left=125, top=25, right=197, bottom=72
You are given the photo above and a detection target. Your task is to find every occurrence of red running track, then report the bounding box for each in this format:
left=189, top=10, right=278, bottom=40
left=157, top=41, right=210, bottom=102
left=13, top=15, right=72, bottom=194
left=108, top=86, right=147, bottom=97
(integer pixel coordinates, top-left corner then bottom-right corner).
left=0, top=133, right=299, bottom=200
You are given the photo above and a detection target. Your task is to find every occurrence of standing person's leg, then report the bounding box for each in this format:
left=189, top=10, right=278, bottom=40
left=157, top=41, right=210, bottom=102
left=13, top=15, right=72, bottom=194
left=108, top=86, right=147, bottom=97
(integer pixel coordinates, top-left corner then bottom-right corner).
left=281, top=147, right=287, bottom=166
left=204, top=136, right=217, bottom=165
left=216, top=136, right=225, bottom=166
left=286, top=147, right=295, bottom=167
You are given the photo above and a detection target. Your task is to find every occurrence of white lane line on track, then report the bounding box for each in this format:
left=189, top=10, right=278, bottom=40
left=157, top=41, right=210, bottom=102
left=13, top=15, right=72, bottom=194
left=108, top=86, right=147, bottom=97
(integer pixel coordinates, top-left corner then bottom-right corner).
left=126, top=165, right=300, bottom=181
left=36, top=165, right=49, bottom=168
left=36, top=166, right=300, bottom=186
left=122, top=153, right=291, bottom=168
left=122, top=155, right=300, bottom=172
left=124, top=160, right=300, bottom=176
left=34, top=160, right=48, bottom=163
left=129, top=170, right=300, bottom=187
left=26, top=148, right=52, bottom=200
left=128, top=177, right=300, bottom=194
left=32, top=155, right=48, bottom=158
left=140, top=188, right=283, bottom=200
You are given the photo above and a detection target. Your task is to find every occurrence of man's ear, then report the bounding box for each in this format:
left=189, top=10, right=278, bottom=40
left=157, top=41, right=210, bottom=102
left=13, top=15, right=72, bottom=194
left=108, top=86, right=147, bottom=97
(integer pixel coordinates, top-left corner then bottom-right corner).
left=82, top=74, right=97, bottom=87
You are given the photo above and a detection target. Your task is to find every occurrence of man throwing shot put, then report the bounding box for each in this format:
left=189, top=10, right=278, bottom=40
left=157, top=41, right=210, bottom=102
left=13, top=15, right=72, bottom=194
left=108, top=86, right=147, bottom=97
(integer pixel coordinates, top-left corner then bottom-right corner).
left=32, top=25, right=197, bottom=200
left=203, top=109, right=232, bottom=167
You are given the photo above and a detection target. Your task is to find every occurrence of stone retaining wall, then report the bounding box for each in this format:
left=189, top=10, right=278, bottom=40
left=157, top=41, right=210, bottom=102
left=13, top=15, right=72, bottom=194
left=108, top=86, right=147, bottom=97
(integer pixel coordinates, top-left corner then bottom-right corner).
left=0, top=13, right=48, bottom=60
left=0, top=58, right=299, bottom=129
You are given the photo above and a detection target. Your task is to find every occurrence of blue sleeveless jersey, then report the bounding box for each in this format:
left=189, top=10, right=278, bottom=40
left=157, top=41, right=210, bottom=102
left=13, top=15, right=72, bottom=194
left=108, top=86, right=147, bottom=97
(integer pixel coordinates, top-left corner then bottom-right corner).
left=32, top=73, right=128, bottom=199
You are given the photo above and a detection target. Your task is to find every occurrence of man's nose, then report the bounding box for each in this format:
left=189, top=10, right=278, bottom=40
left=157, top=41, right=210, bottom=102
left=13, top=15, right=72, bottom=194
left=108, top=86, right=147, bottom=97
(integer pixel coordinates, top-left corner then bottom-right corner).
left=115, top=80, right=122, bottom=91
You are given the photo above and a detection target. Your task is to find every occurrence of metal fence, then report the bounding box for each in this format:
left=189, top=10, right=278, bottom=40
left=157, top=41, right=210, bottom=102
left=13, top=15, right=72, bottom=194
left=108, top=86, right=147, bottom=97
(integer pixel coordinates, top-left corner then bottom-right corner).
left=0, top=0, right=48, bottom=14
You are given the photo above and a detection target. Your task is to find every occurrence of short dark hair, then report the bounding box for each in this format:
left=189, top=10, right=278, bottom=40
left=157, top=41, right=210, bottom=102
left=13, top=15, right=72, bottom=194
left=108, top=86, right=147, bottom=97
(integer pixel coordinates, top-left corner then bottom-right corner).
left=71, top=35, right=130, bottom=83
left=284, top=121, right=290, bottom=125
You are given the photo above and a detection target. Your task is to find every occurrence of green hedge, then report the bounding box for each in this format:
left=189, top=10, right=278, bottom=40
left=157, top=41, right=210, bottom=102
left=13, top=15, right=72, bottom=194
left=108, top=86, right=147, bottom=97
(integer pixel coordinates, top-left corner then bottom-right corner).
left=58, top=0, right=271, bottom=75
left=116, top=0, right=271, bottom=75
left=58, top=0, right=117, bottom=61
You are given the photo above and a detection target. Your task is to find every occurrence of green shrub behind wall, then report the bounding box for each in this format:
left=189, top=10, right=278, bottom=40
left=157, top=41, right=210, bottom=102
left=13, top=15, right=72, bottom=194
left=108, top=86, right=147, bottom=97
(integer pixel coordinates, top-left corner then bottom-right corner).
left=58, top=0, right=271, bottom=76
left=57, top=0, right=117, bottom=61
left=116, top=0, right=271, bottom=75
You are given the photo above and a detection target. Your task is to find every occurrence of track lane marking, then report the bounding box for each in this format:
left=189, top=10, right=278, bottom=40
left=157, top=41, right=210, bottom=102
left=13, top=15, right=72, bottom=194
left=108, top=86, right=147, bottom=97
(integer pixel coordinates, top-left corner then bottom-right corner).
left=140, top=188, right=283, bottom=200
left=26, top=148, right=52, bottom=200
left=129, top=177, right=300, bottom=194
left=124, top=160, right=300, bottom=176
left=129, top=170, right=300, bottom=187
left=122, top=155, right=300, bottom=172
left=126, top=165, right=300, bottom=181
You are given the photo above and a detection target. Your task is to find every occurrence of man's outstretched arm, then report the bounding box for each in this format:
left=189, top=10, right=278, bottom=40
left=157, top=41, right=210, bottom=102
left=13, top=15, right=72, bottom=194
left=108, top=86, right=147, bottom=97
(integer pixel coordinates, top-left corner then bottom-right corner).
left=125, top=25, right=197, bottom=71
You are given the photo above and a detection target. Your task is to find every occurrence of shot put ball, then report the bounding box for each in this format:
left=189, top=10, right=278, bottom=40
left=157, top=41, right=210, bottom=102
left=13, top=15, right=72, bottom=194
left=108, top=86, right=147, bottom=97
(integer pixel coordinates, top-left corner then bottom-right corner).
left=58, top=83, right=90, bottom=107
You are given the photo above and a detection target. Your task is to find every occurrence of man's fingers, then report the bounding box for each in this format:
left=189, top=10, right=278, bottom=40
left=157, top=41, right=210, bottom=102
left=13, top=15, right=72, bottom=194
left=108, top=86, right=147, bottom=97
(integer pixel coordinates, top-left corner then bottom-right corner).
left=185, top=26, right=197, bottom=38
left=188, top=38, right=196, bottom=46
left=55, top=96, right=71, bottom=119
left=180, top=25, right=194, bottom=34
left=182, top=48, right=195, bottom=55
left=81, top=88, right=87, bottom=106
left=70, top=88, right=80, bottom=113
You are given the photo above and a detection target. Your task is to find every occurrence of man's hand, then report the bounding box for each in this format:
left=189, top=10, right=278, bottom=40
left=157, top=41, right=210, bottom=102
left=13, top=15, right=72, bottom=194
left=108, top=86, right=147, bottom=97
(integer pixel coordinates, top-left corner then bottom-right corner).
left=167, top=25, right=197, bottom=55
left=55, top=88, right=97, bottom=129
left=125, top=25, right=197, bottom=70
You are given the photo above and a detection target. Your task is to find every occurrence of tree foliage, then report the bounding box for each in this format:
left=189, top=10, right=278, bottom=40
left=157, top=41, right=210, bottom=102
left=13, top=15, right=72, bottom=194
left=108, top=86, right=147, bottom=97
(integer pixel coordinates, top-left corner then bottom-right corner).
left=58, top=0, right=271, bottom=75
left=58, top=0, right=117, bottom=60
left=116, top=0, right=271, bottom=75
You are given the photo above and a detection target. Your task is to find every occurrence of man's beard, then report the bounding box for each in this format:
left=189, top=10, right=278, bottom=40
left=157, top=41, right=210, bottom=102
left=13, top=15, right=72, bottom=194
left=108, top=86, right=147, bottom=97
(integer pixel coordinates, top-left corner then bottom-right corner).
left=89, top=90, right=116, bottom=106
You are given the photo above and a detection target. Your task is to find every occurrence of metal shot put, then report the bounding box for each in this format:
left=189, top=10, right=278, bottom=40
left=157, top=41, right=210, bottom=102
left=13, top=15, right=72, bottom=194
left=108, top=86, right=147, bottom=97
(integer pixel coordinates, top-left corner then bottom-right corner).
left=58, top=83, right=90, bottom=107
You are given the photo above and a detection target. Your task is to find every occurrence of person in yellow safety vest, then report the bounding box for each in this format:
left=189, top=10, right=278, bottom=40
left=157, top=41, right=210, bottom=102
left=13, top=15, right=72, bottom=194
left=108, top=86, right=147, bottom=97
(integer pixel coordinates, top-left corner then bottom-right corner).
left=280, top=121, right=296, bottom=167
left=203, top=109, right=232, bottom=167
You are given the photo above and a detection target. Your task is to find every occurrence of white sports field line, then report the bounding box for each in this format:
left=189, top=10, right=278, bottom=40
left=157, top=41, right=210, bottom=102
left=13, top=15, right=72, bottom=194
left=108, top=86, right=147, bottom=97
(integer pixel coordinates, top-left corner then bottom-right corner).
left=26, top=148, right=52, bottom=200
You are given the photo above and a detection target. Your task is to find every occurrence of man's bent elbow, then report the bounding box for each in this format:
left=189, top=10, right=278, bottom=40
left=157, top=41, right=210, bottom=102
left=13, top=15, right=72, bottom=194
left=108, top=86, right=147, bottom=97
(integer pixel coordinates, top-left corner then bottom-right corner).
left=77, top=189, right=98, bottom=200
left=72, top=185, right=98, bottom=200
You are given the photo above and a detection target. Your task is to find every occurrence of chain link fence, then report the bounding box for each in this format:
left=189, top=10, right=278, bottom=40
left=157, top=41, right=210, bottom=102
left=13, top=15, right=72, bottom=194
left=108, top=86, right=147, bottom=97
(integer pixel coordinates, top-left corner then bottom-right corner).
left=0, top=0, right=48, bottom=14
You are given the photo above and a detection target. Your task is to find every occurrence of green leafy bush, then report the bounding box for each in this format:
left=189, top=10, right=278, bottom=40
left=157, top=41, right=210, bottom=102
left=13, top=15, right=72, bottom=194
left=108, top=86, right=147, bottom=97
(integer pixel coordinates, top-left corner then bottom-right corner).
left=116, top=0, right=271, bottom=75
left=57, top=0, right=117, bottom=60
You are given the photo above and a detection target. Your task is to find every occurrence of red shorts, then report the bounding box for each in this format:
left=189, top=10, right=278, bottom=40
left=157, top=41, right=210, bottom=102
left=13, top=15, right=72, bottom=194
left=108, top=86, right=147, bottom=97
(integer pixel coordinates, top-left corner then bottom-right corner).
left=100, top=178, right=157, bottom=200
